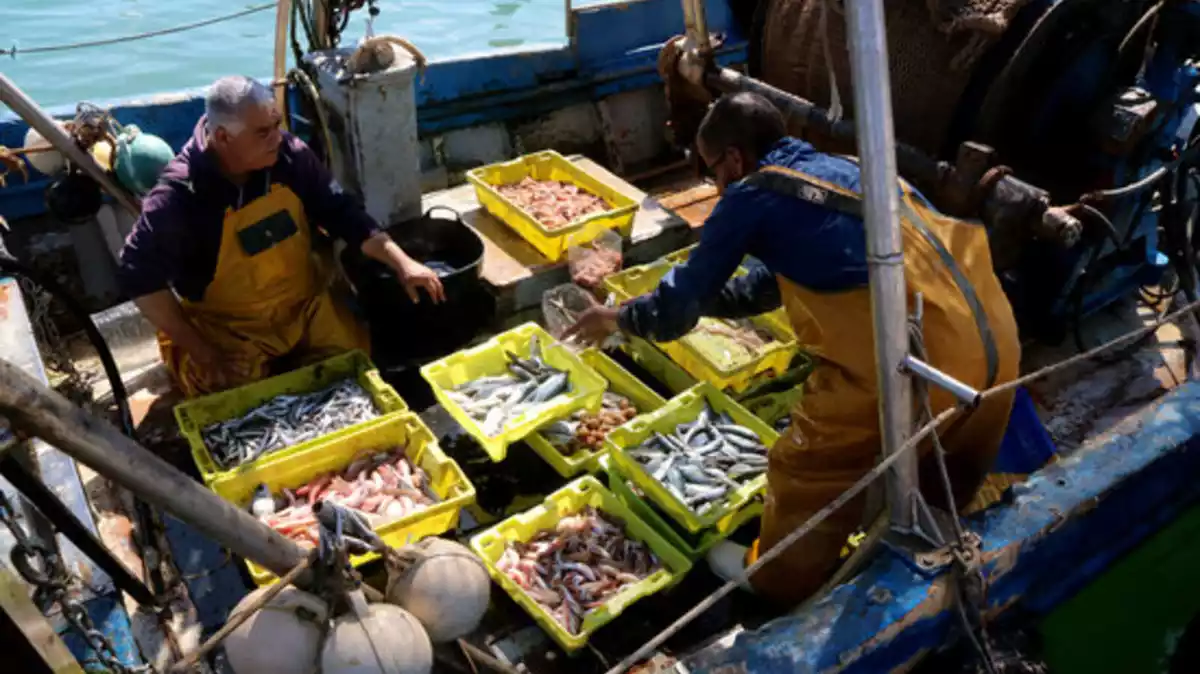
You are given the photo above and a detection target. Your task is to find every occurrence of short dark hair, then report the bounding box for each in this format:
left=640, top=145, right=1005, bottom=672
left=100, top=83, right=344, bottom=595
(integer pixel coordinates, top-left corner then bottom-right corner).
left=696, top=92, right=786, bottom=162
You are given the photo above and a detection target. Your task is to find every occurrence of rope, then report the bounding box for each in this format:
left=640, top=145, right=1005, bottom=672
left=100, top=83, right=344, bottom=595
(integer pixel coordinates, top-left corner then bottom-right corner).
left=606, top=296, right=1200, bottom=674
left=1, top=2, right=276, bottom=58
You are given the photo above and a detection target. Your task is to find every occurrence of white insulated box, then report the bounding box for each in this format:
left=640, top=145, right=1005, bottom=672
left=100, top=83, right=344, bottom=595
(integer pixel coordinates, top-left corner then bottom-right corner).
left=306, top=44, right=422, bottom=226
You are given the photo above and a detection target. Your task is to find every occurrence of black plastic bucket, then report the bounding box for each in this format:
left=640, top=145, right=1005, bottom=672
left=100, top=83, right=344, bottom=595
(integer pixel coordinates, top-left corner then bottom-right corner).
left=341, top=206, right=494, bottom=370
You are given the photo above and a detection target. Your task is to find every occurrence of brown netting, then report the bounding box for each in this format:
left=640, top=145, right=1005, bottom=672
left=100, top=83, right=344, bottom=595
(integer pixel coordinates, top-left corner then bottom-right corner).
left=759, top=0, right=1030, bottom=156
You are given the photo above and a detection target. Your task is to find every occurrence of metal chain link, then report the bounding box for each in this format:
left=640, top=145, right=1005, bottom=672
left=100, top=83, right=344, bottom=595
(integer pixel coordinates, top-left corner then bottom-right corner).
left=0, top=490, right=153, bottom=674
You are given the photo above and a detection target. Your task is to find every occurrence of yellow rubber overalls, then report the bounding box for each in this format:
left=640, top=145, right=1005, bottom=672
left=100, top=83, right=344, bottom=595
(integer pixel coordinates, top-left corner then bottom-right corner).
left=741, top=165, right=1021, bottom=606
left=159, top=179, right=369, bottom=398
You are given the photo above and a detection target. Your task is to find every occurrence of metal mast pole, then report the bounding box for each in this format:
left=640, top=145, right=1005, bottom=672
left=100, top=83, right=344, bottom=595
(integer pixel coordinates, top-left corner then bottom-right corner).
left=842, top=0, right=918, bottom=529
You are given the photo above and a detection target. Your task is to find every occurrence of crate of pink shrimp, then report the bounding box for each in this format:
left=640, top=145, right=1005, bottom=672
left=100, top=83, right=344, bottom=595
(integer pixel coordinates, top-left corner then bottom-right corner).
left=209, top=413, right=475, bottom=585
left=466, top=150, right=638, bottom=262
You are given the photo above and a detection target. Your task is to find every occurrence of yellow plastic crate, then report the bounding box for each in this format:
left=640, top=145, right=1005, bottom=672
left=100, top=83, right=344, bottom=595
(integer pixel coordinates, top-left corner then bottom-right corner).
left=469, top=476, right=691, bottom=653
left=605, top=383, right=780, bottom=534
left=466, top=150, right=638, bottom=262
left=209, top=413, right=475, bottom=586
left=420, top=322, right=608, bottom=462
left=524, top=348, right=667, bottom=478
left=175, top=350, right=407, bottom=485
left=603, top=262, right=797, bottom=393
left=600, top=455, right=761, bottom=562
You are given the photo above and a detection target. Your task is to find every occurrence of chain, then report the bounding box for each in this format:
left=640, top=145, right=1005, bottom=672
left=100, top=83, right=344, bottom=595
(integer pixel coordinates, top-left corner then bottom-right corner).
left=0, top=490, right=153, bottom=674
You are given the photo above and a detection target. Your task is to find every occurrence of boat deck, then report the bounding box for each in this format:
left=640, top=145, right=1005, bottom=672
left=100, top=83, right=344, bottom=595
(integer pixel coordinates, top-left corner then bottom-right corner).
left=19, top=167, right=1199, bottom=672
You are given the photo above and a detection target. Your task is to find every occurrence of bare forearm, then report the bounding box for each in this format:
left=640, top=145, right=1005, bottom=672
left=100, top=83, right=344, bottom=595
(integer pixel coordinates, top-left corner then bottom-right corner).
left=361, top=232, right=415, bottom=276
left=133, top=290, right=207, bottom=354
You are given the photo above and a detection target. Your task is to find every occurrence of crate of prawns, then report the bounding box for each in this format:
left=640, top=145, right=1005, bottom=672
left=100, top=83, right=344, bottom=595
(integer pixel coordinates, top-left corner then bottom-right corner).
left=209, top=413, right=475, bottom=585
left=470, top=476, right=691, bottom=653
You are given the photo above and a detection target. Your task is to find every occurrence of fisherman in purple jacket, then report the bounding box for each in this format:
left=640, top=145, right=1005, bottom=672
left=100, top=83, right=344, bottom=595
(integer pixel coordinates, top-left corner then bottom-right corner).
left=117, top=76, right=444, bottom=398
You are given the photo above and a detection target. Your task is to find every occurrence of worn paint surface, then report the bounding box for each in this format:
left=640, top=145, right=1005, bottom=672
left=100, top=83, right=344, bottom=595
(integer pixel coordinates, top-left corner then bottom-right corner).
left=0, top=0, right=746, bottom=221
left=684, top=381, right=1200, bottom=673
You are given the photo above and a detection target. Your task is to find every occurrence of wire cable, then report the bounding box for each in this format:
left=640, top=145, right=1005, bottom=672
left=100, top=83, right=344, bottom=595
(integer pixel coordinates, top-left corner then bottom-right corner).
left=1, top=3, right=276, bottom=58
left=606, top=296, right=1200, bottom=674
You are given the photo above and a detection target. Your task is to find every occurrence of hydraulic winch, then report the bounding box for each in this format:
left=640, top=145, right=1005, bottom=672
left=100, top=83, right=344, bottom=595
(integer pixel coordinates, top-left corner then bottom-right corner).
left=667, top=0, right=1200, bottom=343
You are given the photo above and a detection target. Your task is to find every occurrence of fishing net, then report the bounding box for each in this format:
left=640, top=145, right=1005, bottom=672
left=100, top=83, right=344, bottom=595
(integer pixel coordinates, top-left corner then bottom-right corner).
left=758, top=0, right=1031, bottom=155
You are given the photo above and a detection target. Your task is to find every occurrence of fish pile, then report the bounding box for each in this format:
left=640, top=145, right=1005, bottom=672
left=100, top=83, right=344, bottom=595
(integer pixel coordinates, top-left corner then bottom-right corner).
left=497, top=177, right=609, bottom=230
left=626, top=405, right=769, bottom=515
left=540, top=392, right=638, bottom=456
left=252, top=445, right=438, bottom=548
left=202, top=379, right=380, bottom=469
left=689, top=318, right=780, bottom=369
left=444, top=335, right=574, bottom=436
left=495, top=506, right=662, bottom=635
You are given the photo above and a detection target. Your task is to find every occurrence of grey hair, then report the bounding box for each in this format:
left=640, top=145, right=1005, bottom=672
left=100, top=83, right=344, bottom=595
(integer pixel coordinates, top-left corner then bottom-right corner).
left=204, top=75, right=275, bottom=135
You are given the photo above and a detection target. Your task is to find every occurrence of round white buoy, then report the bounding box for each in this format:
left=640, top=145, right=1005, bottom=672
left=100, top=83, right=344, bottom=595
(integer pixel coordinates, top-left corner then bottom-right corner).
left=223, top=585, right=329, bottom=674
left=321, top=603, right=433, bottom=674
left=23, top=125, right=68, bottom=176
left=385, top=538, right=491, bottom=643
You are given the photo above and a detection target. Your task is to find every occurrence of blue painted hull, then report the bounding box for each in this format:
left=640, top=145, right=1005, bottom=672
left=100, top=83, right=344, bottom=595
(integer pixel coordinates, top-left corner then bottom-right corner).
left=684, top=382, right=1200, bottom=672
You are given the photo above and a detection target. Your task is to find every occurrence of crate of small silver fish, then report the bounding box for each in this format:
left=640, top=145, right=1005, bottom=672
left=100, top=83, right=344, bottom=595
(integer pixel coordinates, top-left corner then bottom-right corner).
left=470, top=476, right=691, bottom=652
left=600, top=455, right=762, bottom=562
left=420, top=322, right=607, bottom=462
left=606, top=382, right=779, bottom=534
left=524, top=348, right=667, bottom=478
left=209, top=413, right=474, bottom=585
left=175, top=350, right=407, bottom=484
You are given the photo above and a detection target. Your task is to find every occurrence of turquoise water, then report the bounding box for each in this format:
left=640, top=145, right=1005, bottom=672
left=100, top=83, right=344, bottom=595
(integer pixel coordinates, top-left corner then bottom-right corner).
left=1, top=0, right=571, bottom=109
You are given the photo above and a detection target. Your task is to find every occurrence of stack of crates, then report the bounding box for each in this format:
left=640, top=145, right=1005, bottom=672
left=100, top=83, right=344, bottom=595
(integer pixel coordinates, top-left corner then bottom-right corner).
left=174, top=349, right=477, bottom=585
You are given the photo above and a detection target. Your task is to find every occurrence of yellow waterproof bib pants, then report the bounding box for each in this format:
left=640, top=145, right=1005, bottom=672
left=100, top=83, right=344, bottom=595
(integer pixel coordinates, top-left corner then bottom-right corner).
left=742, top=166, right=1021, bottom=606
left=160, top=183, right=369, bottom=398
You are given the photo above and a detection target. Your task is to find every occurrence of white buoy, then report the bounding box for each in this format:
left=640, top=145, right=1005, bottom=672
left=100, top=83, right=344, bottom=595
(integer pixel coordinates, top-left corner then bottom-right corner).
left=385, top=538, right=491, bottom=643
left=23, top=124, right=68, bottom=176
left=223, top=585, right=329, bottom=674
left=320, top=603, right=433, bottom=674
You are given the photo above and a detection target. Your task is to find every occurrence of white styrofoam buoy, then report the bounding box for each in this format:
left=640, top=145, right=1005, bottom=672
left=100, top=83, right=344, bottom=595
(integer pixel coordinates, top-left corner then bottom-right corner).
left=223, top=585, right=329, bottom=674
left=385, top=538, right=491, bottom=643
left=23, top=124, right=68, bottom=176
left=320, top=603, right=433, bottom=674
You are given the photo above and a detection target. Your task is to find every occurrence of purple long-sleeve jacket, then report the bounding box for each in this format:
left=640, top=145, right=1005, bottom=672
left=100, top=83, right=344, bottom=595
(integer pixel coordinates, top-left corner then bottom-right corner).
left=116, top=118, right=380, bottom=302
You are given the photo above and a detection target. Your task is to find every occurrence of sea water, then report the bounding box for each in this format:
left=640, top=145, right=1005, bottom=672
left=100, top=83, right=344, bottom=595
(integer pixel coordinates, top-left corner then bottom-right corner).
left=1, top=0, right=572, bottom=110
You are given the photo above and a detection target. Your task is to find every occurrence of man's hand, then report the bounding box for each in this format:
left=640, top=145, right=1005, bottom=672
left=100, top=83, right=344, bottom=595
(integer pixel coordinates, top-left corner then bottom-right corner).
left=361, top=233, right=446, bottom=304
left=564, top=305, right=621, bottom=345
left=400, top=259, right=446, bottom=304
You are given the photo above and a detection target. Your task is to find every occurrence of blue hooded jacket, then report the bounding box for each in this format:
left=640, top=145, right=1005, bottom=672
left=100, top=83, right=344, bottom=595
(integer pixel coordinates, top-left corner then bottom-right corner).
left=618, top=137, right=873, bottom=341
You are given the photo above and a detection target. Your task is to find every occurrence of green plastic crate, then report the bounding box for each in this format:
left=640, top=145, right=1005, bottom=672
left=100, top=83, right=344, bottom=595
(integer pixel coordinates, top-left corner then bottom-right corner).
left=600, top=456, right=761, bottom=561
left=605, top=382, right=779, bottom=534
left=604, top=261, right=796, bottom=393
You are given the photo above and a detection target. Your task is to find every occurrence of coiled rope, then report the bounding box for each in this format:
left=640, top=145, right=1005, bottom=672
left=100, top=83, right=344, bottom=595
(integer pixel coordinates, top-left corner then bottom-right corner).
left=1, top=2, right=276, bottom=58
left=604, top=295, right=1200, bottom=674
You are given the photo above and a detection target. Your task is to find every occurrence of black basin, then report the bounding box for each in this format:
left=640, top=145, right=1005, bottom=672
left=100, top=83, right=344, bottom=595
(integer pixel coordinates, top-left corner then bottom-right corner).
left=341, top=206, right=494, bottom=368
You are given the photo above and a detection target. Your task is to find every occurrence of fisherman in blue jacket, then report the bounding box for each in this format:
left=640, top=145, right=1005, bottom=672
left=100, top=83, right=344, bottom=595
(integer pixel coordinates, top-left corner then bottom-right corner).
left=568, top=92, right=1021, bottom=605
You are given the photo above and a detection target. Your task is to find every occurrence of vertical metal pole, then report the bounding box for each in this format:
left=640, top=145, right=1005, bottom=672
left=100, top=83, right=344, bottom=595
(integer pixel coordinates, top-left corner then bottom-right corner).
left=681, top=0, right=711, bottom=51
left=842, top=0, right=918, bottom=529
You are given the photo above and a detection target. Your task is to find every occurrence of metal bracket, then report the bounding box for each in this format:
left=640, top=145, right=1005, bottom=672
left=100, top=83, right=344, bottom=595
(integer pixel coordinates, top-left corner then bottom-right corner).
left=900, top=355, right=982, bottom=407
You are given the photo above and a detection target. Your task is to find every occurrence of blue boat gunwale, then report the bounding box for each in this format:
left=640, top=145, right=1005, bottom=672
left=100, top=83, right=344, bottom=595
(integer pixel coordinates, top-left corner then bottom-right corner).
left=683, top=381, right=1200, bottom=673
left=0, top=0, right=747, bottom=221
